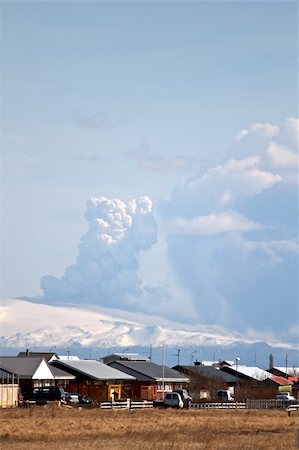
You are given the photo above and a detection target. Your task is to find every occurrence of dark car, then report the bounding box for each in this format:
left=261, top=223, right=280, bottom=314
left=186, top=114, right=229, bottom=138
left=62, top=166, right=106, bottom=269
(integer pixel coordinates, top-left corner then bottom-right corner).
left=64, top=392, right=93, bottom=405
left=22, top=386, right=66, bottom=404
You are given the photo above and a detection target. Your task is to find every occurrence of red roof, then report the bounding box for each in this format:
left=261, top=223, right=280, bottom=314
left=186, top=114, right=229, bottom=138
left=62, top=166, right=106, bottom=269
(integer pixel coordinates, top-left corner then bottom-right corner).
left=270, top=375, right=293, bottom=386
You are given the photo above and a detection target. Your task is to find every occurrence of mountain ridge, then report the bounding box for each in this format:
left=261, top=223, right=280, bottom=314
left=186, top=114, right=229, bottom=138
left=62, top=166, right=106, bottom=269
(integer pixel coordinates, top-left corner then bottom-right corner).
left=0, top=298, right=298, bottom=367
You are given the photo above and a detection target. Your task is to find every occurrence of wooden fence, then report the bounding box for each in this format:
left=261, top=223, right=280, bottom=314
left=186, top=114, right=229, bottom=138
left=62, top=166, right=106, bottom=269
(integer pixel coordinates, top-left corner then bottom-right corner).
left=100, top=400, right=154, bottom=410
left=0, top=384, right=19, bottom=408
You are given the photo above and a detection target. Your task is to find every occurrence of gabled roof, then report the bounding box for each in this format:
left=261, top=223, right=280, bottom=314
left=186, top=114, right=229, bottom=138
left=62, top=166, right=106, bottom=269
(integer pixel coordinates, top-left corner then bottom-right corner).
left=175, top=365, right=238, bottom=383
left=49, top=365, right=75, bottom=380
left=0, top=357, right=54, bottom=380
left=108, top=361, right=189, bottom=383
left=17, top=352, right=58, bottom=362
left=269, top=375, right=293, bottom=386
left=101, top=353, right=150, bottom=363
left=50, top=359, right=135, bottom=381
left=221, top=365, right=271, bottom=381
left=274, top=367, right=299, bottom=377
left=0, top=364, right=16, bottom=380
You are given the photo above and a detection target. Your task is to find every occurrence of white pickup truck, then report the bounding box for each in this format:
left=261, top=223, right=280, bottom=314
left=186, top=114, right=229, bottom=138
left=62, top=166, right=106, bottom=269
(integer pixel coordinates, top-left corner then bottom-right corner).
left=163, top=392, right=184, bottom=408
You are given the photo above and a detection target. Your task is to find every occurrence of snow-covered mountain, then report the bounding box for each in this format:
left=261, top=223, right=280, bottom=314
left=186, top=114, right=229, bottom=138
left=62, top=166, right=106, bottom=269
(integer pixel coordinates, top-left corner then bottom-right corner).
left=0, top=298, right=298, bottom=367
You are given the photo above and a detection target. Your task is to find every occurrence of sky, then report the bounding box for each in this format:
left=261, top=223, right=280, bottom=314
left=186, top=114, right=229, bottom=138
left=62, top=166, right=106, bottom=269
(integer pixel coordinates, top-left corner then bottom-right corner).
left=0, top=1, right=298, bottom=343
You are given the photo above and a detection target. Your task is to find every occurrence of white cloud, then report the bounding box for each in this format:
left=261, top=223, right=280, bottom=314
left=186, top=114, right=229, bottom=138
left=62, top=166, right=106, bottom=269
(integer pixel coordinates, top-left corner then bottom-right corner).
left=235, top=129, right=248, bottom=141
left=171, top=211, right=262, bottom=235
left=188, top=156, right=281, bottom=198
left=86, top=196, right=134, bottom=244
left=41, top=195, right=158, bottom=308
left=161, top=117, right=298, bottom=336
left=234, top=117, right=298, bottom=179
left=249, top=122, right=279, bottom=137
left=235, top=121, right=279, bottom=141
left=267, top=141, right=298, bottom=169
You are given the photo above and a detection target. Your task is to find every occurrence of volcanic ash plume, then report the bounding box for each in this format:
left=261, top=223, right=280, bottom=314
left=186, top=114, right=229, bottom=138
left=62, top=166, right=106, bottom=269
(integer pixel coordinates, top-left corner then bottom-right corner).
left=41, top=196, right=157, bottom=308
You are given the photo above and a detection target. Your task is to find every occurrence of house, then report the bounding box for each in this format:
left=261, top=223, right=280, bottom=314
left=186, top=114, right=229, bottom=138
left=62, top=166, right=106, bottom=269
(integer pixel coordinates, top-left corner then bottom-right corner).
left=0, top=357, right=74, bottom=392
left=17, top=351, right=79, bottom=363
left=220, top=365, right=271, bottom=382
left=268, top=367, right=299, bottom=398
left=173, top=364, right=238, bottom=400
left=260, top=375, right=293, bottom=391
left=174, top=364, right=238, bottom=384
left=106, top=355, right=189, bottom=401
left=17, top=351, right=58, bottom=363
left=50, top=359, right=136, bottom=402
left=220, top=365, right=285, bottom=399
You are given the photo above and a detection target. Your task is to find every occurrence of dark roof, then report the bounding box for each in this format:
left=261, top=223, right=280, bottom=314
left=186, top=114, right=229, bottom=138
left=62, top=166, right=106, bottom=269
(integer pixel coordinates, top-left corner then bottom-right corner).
left=0, top=365, right=16, bottom=380
left=17, top=352, right=58, bottom=362
left=48, top=365, right=75, bottom=380
left=50, top=359, right=135, bottom=382
left=18, top=351, right=58, bottom=362
left=101, top=353, right=150, bottom=364
left=108, top=361, right=189, bottom=382
left=0, top=357, right=51, bottom=379
left=270, top=367, right=299, bottom=377
left=174, top=365, right=238, bottom=383
left=221, top=365, right=271, bottom=381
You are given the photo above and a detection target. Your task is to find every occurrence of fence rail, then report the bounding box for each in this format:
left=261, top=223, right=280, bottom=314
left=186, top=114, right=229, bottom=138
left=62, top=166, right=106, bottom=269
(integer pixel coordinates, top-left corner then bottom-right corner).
left=94, top=399, right=298, bottom=411
left=191, top=402, right=246, bottom=409
left=100, top=400, right=153, bottom=410
left=191, top=399, right=298, bottom=410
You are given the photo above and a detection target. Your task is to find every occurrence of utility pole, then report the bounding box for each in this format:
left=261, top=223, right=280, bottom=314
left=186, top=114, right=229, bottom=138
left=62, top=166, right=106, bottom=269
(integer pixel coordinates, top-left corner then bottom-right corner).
left=174, top=348, right=180, bottom=366
left=162, top=344, right=165, bottom=401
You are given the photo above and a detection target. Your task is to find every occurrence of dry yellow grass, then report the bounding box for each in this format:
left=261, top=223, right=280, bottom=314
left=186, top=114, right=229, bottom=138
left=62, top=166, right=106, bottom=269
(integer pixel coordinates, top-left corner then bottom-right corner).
left=0, top=406, right=298, bottom=449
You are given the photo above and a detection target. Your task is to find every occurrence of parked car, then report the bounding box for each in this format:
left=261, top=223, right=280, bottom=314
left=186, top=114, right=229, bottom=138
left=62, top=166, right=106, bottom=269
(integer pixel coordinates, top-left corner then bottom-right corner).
left=216, top=390, right=234, bottom=401
left=172, top=389, right=192, bottom=407
left=64, top=392, right=93, bottom=405
left=276, top=393, right=295, bottom=401
left=65, top=392, right=80, bottom=404
left=164, top=392, right=184, bottom=408
left=22, top=386, right=66, bottom=404
left=18, top=388, right=24, bottom=407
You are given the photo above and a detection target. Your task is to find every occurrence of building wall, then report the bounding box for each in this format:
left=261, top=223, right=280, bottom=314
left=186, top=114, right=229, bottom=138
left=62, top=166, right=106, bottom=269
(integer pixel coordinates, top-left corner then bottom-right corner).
left=66, top=382, right=113, bottom=402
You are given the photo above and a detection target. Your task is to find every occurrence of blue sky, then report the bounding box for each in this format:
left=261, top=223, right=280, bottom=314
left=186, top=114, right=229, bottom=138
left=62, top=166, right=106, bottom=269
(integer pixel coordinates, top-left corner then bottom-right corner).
left=1, top=1, right=298, bottom=342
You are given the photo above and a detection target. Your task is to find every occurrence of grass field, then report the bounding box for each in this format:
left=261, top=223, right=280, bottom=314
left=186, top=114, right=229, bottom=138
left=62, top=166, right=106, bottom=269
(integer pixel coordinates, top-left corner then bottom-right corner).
left=0, top=406, right=298, bottom=449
